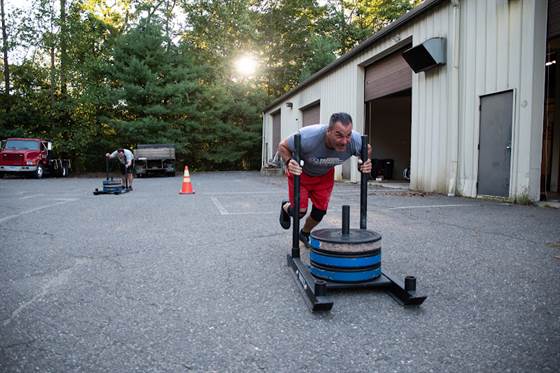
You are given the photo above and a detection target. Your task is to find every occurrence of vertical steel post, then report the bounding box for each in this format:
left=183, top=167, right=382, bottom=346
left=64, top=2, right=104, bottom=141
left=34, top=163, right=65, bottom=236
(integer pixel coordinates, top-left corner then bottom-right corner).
left=405, top=276, right=417, bottom=292
left=342, top=205, right=350, bottom=235
left=124, top=162, right=129, bottom=189
left=292, top=134, right=301, bottom=258
left=360, top=135, right=368, bottom=230
left=105, top=157, right=110, bottom=180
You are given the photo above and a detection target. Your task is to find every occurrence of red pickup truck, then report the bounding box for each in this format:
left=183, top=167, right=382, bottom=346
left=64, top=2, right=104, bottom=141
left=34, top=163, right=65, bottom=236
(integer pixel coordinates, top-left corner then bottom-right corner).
left=0, top=138, right=71, bottom=178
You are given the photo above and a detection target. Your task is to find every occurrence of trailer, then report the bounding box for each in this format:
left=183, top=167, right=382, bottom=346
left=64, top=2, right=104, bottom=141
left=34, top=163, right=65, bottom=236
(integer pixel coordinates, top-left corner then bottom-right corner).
left=134, top=144, right=176, bottom=177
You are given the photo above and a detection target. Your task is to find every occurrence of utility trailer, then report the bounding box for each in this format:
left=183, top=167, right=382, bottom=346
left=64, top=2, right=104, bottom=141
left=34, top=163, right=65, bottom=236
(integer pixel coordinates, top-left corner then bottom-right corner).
left=134, top=144, right=176, bottom=177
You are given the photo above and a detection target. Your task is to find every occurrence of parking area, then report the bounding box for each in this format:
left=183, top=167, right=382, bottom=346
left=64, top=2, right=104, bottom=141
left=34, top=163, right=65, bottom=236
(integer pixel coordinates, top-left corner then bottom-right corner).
left=1, top=172, right=559, bottom=372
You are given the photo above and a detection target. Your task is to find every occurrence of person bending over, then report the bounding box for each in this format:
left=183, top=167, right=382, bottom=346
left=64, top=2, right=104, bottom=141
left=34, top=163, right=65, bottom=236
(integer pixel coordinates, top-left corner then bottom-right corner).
left=106, top=148, right=134, bottom=190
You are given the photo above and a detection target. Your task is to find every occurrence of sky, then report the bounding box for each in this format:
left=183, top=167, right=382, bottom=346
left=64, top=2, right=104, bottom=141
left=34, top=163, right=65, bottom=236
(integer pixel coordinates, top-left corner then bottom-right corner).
left=6, top=0, right=32, bottom=12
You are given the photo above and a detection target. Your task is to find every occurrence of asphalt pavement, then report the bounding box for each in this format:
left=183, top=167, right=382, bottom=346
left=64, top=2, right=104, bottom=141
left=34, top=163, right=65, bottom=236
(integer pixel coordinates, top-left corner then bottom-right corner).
left=0, top=171, right=559, bottom=372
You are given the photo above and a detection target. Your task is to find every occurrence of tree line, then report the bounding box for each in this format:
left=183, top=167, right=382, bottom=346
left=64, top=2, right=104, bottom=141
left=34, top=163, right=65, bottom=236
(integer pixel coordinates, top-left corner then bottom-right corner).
left=0, top=0, right=420, bottom=172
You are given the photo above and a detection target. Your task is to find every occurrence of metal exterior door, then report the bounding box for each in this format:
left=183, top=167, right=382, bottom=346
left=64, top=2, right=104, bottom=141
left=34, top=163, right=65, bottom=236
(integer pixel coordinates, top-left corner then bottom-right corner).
left=478, top=91, right=513, bottom=197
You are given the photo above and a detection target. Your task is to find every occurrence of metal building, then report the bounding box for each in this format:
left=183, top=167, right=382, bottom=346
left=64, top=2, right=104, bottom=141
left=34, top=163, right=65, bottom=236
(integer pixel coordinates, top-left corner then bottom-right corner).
left=261, top=0, right=559, bottom=202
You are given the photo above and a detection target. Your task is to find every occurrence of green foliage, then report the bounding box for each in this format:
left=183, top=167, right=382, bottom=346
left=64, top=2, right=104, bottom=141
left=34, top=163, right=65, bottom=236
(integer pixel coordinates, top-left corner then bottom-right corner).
left=255, top=0, right=330, bottom=96
left=353, top=0, right=423, bottom=32
left=103, top=20, right=199, bottom=146
left=298, top=35, right=339, bottom=82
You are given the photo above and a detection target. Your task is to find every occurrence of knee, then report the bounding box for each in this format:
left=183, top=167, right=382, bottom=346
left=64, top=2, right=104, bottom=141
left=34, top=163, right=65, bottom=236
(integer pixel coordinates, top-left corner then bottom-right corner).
left=310, top=206, right=327, bottom=222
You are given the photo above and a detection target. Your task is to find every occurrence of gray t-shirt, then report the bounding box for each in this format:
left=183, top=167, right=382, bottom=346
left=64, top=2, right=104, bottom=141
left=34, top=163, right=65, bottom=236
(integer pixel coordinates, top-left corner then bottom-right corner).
left=109, top=149, right=134, bottom=165
left=287, top=124, right=362, bottom=177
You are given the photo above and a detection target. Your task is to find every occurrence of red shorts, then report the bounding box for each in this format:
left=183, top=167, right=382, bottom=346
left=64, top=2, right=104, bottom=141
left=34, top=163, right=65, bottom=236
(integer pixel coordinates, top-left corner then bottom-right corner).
left=288, top=168, right=334, bottom=211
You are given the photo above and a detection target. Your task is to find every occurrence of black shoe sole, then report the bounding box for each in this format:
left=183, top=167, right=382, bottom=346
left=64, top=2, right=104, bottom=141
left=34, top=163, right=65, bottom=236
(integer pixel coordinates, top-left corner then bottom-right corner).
left=279, top=200, right=290, bottom=230
left=300, top=230, right=312, bottom=248
left=300, top=239, right=312, bottom=249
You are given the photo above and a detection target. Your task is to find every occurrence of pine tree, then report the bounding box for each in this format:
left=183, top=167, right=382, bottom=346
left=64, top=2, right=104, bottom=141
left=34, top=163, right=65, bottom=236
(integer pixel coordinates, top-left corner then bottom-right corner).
left=103, top=19, right=202, bottom=156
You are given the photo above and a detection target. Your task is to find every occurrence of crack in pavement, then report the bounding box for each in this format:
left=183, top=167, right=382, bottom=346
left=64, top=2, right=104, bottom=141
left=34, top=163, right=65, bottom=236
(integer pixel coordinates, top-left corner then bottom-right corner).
left=0, top=227, right=55, bottom=237
left=0, top=338, right=37, bottom=349
left=68, top=254, right=125, bottom=270
left=1, top=258, right=88, bottom=327
left=0, top=198, right=78, bottom=225
left=86, top=277, right=190, bottom=315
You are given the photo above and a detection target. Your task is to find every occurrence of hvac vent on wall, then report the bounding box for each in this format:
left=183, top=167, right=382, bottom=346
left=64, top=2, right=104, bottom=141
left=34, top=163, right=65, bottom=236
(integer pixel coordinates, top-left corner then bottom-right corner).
left=402, top=37, right=446, bottom=73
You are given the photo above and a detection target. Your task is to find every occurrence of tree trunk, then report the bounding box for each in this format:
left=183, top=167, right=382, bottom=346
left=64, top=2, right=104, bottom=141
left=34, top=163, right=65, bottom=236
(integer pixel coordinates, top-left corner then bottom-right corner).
left=1, top=0, right=10, bottom=103
left=50, top=45, right=55, bottom=106
left=60, top=0, right=67, bottom=96
left=165, top=0, right=176, bottom=52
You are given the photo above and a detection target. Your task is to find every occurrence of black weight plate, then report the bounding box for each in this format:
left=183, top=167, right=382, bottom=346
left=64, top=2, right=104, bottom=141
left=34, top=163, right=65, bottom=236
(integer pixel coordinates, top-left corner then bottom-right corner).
left=311, top=245, right=381, bottom=258
left=311, top=228, right=381, bottom=244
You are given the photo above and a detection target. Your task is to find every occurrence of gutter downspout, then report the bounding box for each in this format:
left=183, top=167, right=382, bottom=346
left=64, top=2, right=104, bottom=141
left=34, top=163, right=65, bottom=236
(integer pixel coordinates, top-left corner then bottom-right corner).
left=261, top=112, right=266, bottom=169
left=448, top=0, right=461, bottom=196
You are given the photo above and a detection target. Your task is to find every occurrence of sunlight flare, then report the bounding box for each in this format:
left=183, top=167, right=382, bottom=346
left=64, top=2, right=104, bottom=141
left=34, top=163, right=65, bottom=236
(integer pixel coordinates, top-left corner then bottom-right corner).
left=234, top=54, right=258, bottom=77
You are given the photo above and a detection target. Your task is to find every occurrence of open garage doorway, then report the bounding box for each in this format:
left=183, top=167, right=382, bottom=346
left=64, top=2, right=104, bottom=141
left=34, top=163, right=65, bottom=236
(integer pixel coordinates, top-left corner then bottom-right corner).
left=365, top=89, right=412, bottom=183
left=541, top=0, right=560, bottom=202
left=363, top=46, right=412, bottom=184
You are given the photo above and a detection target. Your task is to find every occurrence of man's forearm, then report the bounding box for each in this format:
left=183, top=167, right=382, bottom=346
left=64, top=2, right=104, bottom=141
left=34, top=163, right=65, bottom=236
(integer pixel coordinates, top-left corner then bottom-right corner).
left=277, top=143, right=293, bottom=164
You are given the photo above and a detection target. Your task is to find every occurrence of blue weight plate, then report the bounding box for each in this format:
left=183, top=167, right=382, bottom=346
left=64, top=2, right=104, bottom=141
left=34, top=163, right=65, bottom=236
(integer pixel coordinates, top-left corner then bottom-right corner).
left=310, top=265, right=382, bottom=283
left=310, top=251, right=381, bottom=269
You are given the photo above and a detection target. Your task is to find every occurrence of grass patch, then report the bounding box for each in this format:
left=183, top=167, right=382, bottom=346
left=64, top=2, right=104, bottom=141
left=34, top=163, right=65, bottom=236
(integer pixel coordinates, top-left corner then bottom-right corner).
left=513, top=193, right=532, bottom=205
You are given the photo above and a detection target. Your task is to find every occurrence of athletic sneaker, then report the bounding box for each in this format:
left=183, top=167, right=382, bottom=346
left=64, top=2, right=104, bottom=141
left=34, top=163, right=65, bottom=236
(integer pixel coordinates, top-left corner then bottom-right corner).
left=300, top=229, right=311, bottom=248
left=279, top=200, right=291, bottom=229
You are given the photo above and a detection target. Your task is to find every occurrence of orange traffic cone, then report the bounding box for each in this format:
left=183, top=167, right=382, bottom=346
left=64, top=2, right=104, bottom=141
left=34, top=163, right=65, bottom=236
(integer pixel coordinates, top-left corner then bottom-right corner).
left=179, top=165, right=195, bottom=194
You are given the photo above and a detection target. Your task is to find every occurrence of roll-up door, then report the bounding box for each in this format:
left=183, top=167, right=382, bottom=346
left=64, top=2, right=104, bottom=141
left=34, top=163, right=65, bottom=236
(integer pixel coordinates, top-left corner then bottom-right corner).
left=272, top=111, right=281, bottom=155
left=365, top=51, right=412, bottom=101
left=302, top=103, right=320, bottom=126
left=549, top=0, right=560, bottom=39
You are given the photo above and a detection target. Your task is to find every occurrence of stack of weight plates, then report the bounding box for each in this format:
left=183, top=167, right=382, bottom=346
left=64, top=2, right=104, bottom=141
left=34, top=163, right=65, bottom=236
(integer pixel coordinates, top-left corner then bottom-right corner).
left=103, top=179, right=124, bottom=193
left=309, top=229, right=382, bottom=283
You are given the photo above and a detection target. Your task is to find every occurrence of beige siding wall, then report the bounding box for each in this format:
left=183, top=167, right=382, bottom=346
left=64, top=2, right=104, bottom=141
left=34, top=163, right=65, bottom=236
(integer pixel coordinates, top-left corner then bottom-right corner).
left=262, top=0, right=547, bottom=200
left=456, top=0, right=546, bottom=200
left=409, top=4, right=453, bottom=193
left=262, top=104, right=300, bottom=162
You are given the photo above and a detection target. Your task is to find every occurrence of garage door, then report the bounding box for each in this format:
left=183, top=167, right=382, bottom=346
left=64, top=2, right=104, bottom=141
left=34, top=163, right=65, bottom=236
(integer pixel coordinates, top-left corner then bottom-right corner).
left=365, top=50, right=412, bottom=101
left=302, top=103, right=320, bottom=127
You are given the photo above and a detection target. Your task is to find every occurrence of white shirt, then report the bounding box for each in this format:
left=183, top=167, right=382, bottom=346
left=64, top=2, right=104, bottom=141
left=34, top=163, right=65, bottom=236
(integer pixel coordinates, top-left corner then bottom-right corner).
left=109, top=149, right=134, bottom=166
